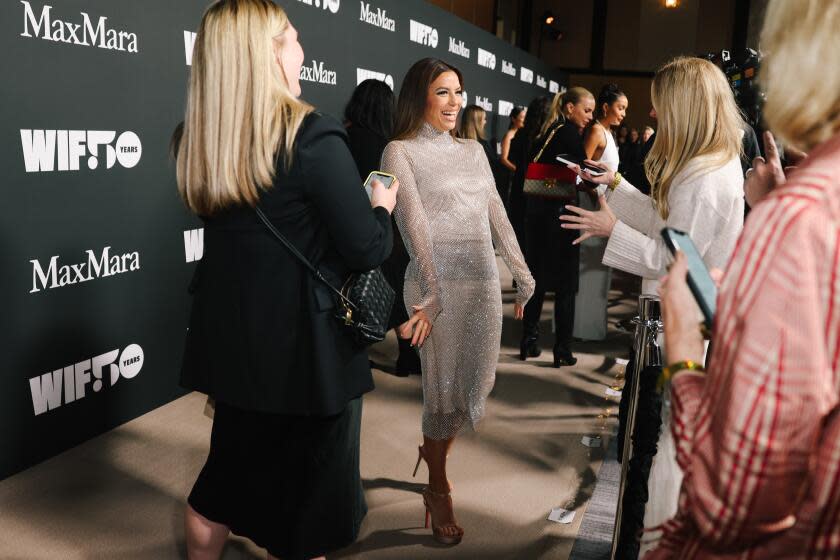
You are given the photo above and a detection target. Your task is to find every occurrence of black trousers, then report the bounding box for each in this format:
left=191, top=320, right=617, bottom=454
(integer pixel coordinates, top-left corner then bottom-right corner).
left=522, top=199, right=580, bottom=347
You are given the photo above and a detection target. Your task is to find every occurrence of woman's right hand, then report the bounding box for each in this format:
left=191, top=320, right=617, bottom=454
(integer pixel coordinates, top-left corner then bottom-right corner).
left=371, top=178, right=399, bottom=214
left=568, top=160, right=615, bottom=186
left=398, top=306, right=432, bottom=347
left=745, top=131, right=786, bottom=207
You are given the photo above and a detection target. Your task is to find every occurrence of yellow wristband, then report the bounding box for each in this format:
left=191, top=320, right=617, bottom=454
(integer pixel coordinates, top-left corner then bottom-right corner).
left=609, top=171, right=622, bottom=191
left=657, top=359, right=705, bottom=392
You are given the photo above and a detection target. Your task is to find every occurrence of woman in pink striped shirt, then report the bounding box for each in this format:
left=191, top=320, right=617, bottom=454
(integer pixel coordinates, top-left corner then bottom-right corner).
left=652, top=0, right=840, bottom=557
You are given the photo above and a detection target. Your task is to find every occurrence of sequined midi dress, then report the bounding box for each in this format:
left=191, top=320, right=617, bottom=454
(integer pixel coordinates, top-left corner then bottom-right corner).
left=382, top=124, right=535, bottom=440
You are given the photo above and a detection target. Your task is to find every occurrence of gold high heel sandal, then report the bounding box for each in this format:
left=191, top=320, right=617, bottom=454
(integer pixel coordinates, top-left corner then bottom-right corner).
left=422, top=487, right=464, bottom=545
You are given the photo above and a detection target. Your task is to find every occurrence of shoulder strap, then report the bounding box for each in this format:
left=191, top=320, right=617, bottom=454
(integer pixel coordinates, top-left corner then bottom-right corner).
left=532, top=123, right=563, bottom=163
left=254, top=206, right=356, bottom=309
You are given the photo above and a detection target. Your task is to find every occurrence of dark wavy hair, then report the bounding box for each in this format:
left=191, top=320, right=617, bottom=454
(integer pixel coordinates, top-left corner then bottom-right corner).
left=393, top=57, right=463, bottom=140
left=596, top=83, right=626, bottom=119
left=520, top=96, right=552, bottom=154
left=508, top=106, right=524, bottom=129
left=344, top=79, right=395, bottom=140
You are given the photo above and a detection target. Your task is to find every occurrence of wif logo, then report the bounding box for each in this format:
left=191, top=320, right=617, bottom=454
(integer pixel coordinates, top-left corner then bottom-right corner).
left=475, top=96, right=492, bottom=113
left=21, top=130, right=141, bottom=173
left=20, top=1, right=138, bottom=53
left=501, top=60, right=516, bottom=76
left=300, top=60, right=337, bottom=86
left=536, top=75, right=547, bottom=89
left=448, top=37, right=470, bottom=59
left=549, top=80, right=560, bottom=93
left=184, top=30, right=196, bottom=66
left=184, top=228, right=204, bottom=263
left=520, top=67, right=534, bottom=84
left=410, top=19, right=438, bottom=48
left=477, top=48, right=496, bottom=70
left=29, top=344, right=144, bottom=416
left=296, top=0, right=340, bottom=14
left=359, top=2, right=394, bottom=31
left=498, top=100, right=514, bottom=117
left=30, top=246, right=140, bottom=294
left=356, top=67, right=394, bottom=90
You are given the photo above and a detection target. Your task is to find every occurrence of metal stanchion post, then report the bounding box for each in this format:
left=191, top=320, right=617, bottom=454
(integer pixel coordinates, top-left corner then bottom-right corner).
left=610, top=295, right=662, bottom=559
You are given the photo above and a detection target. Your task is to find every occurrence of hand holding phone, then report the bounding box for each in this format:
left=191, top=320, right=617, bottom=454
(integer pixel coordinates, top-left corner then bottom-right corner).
left=364, top=170, right=398, bottom=213
left=661, top=228, right=717, bottom=328
left=556, top=154, right=606, bottom=176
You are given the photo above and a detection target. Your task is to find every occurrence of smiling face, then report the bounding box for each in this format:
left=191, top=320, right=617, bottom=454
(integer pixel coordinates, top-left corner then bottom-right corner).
left=424, top=70, right=462, bottom=132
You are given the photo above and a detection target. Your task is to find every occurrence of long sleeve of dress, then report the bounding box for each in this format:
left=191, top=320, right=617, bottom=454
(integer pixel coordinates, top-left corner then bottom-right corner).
left=477, top=144, right=535, bottom=305
left=381, top=141, right=442, bottom=321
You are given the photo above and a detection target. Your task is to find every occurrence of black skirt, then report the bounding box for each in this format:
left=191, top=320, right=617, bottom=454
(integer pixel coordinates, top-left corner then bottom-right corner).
left=188, top=398, right=367, bottom=559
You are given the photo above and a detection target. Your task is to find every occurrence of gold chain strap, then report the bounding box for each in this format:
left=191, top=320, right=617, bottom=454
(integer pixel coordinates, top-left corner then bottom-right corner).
left=532, top=123, right=562, bottom=163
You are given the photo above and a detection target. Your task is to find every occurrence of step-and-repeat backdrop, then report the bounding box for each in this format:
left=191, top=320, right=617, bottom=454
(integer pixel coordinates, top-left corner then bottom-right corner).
left=0, top=0, right=567, bottom=480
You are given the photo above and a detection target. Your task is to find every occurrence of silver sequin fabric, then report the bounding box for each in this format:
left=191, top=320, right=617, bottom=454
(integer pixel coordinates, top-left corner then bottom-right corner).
left=381, top=123, right=536, bottom=440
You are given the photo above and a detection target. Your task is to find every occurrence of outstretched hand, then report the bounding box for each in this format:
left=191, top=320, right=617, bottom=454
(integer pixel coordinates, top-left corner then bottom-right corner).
left=559, top=194, right=617, bottom=245
left=566, top=159, right=615, bottom=186
left=744, top=131, right=790, bottom=207
left=398, top=306, right=432, bottom=347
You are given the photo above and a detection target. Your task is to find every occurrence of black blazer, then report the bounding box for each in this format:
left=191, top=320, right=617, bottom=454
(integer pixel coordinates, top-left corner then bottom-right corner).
left=180, top=113, right=393, bottom=416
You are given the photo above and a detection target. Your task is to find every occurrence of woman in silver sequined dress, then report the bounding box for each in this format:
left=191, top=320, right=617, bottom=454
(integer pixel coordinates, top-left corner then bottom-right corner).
left=381, top=58, right=535, bottom=545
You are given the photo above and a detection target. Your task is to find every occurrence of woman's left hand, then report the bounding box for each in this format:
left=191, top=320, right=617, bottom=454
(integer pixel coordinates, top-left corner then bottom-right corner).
left=559, top=194, right=617, bottom=245
left=567, top=160, right=615, bottom=186
left=659, top=252, right=706, bottom=365
left=514, top=303, right=524, bottom=320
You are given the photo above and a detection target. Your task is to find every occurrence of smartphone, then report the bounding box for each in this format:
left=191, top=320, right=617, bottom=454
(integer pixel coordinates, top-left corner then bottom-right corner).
left=661, top=227, right=717, bottom=329
left=555, top=154, right=605, bottom=176
left=363, top=171, right=396, bottom=199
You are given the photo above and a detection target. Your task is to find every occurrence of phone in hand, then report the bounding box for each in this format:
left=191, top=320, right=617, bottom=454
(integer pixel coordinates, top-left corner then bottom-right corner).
left=363, top=171, right=396, bottom=199
left=555, top=154, right=606, bottom=176
left=661, top=227, right=717, bottom=329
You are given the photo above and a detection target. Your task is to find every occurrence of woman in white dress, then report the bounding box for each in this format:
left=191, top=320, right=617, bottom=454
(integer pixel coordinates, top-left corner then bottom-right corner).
left=381, top=58, right=535, bottom=545
left=576, top=84, right=627, bottom=340
left=561, top=57, right=745, bottom=552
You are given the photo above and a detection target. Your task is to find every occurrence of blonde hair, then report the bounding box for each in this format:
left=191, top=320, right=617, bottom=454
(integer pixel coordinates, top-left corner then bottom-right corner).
left=459, top=105, right=486, bottom=141
left=540, top=87, right=593, bottom=138
left=645, top=57, right=744, bottom=219
left=177, top=0, right=313, bottom=216
left=761, top=0, right=840, bottom=151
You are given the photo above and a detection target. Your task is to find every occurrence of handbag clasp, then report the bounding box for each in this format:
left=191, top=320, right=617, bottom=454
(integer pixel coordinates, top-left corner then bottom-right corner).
left=543, top=178, right=557, bottom=188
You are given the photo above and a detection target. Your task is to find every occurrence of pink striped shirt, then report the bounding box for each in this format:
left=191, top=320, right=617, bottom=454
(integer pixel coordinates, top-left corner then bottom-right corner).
left=647, top=133, right=840, bottom=559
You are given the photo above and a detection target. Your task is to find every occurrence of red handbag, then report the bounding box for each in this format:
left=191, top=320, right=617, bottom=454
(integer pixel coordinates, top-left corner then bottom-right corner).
left=523, top=124, right=579, bottom=199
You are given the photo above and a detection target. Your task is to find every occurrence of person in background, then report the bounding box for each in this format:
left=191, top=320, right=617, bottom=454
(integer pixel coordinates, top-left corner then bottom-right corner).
left=650, top=0, right=840, bottom=556
left=345, top=79, right=421, bottom=376
left=381, top=57, right=534, bottom=546
left=499, top=106, right=526, bottom=207
left=177, top=2, right=397, bottom=559
left=629, top=128, right=640, bottom=144
left=459, top=104, right=495, bottom=164
left=642, top=125, right=655, bottom=143
left=520, top=87, right=595, bottom=367
left=508, top=97, right=551, bottom=250
left=575, top=84, right=627, bottom=341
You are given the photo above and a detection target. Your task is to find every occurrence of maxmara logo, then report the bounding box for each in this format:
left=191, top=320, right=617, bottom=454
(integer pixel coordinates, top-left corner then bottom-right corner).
left=498, top=100, right=514, bottom=117
left=299, top=60, right=337, bottom=85
left=475, top=95, right=492, bottom=113
left=549, top=80, right=560, bottom=93
left=357, top=67, right=394, bottom=90
left=20, top=1, right=138, bottom=53
left=184, top=30, right=196, bottom=66
left=359, top=2, right=394, bottom=31
left=520, top=66, right=534, bottom=84
left=410, top=19, right=438, bottom=48
left=30, top=246, right=140, bottom=294
left=536, top=75, right=547, bottom=88
left=448, top=36, right=469, bottom=58
left=21, top=129, right=142, bottom=173
left=501, top=60, right=516, bottom=77
left=29, top=343, right=144, bottom=416
left=184, top=228, right=204, bottom=263
left=296, top=0, right=340, bottom=14
left=477, top=48, right=496, bottom=70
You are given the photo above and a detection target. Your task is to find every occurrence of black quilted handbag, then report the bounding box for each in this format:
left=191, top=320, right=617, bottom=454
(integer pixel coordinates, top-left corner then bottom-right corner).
left=256, top=207, right=395, bottom=346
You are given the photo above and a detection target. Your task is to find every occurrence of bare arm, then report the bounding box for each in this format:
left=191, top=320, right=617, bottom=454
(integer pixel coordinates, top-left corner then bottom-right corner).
left=500, top=130, right=516, bottom=171
left=583, top=123, right=606, bottom=161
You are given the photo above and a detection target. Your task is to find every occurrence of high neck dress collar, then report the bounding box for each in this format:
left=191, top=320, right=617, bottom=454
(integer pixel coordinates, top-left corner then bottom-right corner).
left=418, top=121, right=452, bottom=142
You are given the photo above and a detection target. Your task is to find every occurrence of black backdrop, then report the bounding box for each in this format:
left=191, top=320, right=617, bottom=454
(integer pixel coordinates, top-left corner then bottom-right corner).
left=0, top=0, right=567, bottom=480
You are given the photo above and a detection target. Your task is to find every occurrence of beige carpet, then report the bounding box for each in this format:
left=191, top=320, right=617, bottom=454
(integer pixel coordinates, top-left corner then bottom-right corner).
left=0, top=267, right=634, bottom=560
